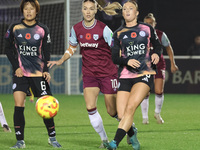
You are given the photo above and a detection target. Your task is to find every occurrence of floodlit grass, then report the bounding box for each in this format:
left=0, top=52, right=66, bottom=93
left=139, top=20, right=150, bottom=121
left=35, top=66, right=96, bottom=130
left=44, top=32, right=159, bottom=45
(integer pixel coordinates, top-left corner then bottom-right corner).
left=0, top=94, right=200, bottom=150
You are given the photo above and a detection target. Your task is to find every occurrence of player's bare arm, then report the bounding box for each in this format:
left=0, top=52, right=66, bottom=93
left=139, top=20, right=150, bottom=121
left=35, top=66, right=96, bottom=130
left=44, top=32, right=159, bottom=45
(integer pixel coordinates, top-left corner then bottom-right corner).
left=48, top=45, right=77, bottom=68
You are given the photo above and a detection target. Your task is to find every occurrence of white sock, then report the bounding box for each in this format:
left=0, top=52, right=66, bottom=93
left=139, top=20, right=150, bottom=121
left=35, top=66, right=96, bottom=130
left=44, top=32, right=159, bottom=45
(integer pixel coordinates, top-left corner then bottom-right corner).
left=0, top=102, right=8, bottom=127
left=88, top=111, right=108, bottom=141
left=155, top=94, right=164, bottom=114
left=141, top=97, right=149, bottom=119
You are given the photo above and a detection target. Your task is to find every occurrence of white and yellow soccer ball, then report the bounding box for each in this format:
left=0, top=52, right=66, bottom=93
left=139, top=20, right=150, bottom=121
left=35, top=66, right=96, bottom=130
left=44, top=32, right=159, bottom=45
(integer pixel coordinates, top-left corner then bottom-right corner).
left=36, top=95, right=59, bottom=119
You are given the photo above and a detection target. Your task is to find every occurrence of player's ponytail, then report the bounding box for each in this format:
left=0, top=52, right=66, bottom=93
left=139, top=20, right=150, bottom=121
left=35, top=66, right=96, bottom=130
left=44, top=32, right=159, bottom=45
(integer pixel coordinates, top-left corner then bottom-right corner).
left=144, top=13, right=156, bottom=22
left=82, top=0, right=122, bottom=16
left=96, top=1, right=122, bottom=16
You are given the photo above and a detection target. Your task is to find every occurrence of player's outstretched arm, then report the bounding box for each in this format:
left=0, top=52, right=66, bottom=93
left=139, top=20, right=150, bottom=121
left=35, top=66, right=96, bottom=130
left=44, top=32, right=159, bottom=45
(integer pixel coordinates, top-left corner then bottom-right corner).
left=48, top=45, right=77, bottom=69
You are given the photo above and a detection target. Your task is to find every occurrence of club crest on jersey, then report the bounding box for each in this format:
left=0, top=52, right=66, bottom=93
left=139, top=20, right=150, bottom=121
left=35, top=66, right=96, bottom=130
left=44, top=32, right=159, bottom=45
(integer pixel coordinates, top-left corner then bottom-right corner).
left=93, top=34, right=99, bottom=40
left=34, top=34, right=40, bottom=40
left=139, top=31, right=146, bottom=37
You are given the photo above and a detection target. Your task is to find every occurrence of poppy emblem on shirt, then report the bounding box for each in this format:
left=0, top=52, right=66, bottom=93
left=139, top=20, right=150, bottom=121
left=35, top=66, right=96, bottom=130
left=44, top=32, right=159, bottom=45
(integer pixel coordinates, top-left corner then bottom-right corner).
left=86, top=33, right=91, bottom=40
left=131, top=32, right=137, bottom=38
left=93, top=34, right=99, bottom=40
left=25, top=33, right=31, bottom=40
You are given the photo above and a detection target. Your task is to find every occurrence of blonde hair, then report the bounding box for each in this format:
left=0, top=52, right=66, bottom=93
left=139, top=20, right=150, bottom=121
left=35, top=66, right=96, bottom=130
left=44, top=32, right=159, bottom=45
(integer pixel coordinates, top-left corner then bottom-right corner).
left=82, top=0, right=122, bottom=16
left=125, top=0, right=138, bottom=11
left=144, top=13, right=156, bottom=22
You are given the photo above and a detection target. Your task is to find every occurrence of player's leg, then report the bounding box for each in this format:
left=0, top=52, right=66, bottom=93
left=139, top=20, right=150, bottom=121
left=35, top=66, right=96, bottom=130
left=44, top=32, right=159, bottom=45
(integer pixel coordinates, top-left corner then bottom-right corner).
left=0, top=102, right=11, bottom=132
left=31, top=77, right=61, bottom=148
left=29, top=87, right=34, bottom=103
left=105, top=75, right=153, bottom=150
left=101, top=75, right=118, bottom=119
left=10, top=76, right=28, bottom=149
left=140, top=94, right=150, bottom=124
left=84, top=87, right=109, bottom=148
left=154, top=78, right=165, bottom=124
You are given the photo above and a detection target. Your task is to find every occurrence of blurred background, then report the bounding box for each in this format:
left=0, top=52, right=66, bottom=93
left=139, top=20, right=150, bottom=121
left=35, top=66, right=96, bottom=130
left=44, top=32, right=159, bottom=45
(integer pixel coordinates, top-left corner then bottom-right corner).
left=0, top=0, right=200, bottom=94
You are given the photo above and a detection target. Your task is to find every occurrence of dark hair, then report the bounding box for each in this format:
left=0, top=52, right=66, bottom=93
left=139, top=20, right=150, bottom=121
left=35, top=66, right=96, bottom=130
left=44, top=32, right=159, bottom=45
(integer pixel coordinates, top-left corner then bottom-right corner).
left=82, top=0, right=122, bottom=16
left=20, top=0, right=40, bottom=14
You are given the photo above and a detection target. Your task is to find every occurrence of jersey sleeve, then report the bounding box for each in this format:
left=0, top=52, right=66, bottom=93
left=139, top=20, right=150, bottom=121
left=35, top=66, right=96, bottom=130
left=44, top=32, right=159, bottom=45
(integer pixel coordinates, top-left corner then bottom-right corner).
left=69, top=26, right=78, bottom=46
left=103, top=25, right=113, bottom=47
left=161, top=32, right=170, bottom=47
left=4, top=24, right=19, bottom=72
left=42, top=26, right=51, bottom=72
left=150, top=26, right=162, bottom=57
left=111, top=31, right=129, bottom=65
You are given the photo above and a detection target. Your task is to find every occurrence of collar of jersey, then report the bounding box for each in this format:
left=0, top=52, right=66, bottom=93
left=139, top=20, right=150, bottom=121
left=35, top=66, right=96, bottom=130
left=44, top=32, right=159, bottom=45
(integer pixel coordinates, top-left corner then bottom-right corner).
left=21, top=18, right=38, bottom=28
left=82, top=19, right=97, bottom=30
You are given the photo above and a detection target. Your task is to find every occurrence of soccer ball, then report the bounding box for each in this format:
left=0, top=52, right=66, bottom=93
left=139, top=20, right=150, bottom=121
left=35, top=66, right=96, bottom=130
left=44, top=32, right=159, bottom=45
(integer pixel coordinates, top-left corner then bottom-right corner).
left=36, top=95, right=59, bottom=119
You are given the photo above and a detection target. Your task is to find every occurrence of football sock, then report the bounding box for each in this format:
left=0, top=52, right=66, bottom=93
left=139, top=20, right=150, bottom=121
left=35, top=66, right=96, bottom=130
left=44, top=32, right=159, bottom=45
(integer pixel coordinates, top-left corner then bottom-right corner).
left=14, top=106, right=25, bottom=140
left=112, top=113, right=120, bottom=121
left=0, top=102, right=8, bottom=127
left=114, top=128, right=126, bottom=146
left=88, top=108, right=108, bottom=141
left=155, top=93, right=164, bottom=114
left=43, top=118, right=56, bottom=137
left=141, top=96, right=149, bottom=119
left=127, top=126, right=135, bottom=137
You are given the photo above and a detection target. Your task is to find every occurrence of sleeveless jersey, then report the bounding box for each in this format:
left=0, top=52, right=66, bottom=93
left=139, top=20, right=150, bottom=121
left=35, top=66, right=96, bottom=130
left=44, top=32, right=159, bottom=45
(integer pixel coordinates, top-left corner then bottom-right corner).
left=5, top=19, right=51, bottom=77
left=69, top=19, right=118, bottom=77
left=112, top=22, right=162, bottom=78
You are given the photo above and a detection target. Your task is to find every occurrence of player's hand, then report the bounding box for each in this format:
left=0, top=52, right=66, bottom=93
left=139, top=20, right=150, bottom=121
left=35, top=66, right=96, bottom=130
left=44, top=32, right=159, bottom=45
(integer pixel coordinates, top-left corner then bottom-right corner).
left=171, top=64, right=179, bottom=73
left=47, top=60, right=63, bottom=69
left=43, top=72, right=51, bottom=83
left=151, top=53, right=159, bottom=65
left=15, top=68, right=23, bottom=77
left=127, top=59, right=141, bottom=68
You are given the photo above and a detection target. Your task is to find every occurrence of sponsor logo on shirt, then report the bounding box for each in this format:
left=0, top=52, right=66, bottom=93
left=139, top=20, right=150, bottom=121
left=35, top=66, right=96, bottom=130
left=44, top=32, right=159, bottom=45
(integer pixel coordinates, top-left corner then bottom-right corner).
left=123, top=35, right=128, bottom=39
left=126, top=43, right=146, bottom=56
left=18, top=34, right=23, bottom=38
left=19, top=45, right=38, bottom=56
left=47, top=34, right=51, bottom=43
left=5, top=30, right=10, bottom=38
left=80, top=42, right=98, bottom=48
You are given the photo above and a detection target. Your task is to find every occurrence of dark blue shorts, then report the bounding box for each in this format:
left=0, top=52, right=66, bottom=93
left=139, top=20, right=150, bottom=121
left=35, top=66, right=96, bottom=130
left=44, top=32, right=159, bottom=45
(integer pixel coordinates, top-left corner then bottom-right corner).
left=12, top=76, right=52, bottom=97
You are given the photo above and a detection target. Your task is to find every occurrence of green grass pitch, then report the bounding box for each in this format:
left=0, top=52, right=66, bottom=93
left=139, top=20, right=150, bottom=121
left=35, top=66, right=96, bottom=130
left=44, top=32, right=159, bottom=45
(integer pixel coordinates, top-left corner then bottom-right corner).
left=0, top=94, right=200, bottom=150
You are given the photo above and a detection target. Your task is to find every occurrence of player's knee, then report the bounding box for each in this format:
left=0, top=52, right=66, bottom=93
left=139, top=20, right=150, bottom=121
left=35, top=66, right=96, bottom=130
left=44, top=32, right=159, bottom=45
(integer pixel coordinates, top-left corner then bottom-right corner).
left=155, top=90, right=163, bottom=95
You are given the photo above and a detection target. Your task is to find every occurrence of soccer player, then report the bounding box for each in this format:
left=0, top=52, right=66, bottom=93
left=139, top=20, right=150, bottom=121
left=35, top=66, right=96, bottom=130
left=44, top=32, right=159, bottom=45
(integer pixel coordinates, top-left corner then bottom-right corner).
left=104, top=1, right=162, bottom=149
left=140, top=13, right=179, bottom=124
left=48, top=0, right=121, bottom=148
left=0, top=102, right=11, bottom=132
left=4, top=0, right=61, bottom=148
